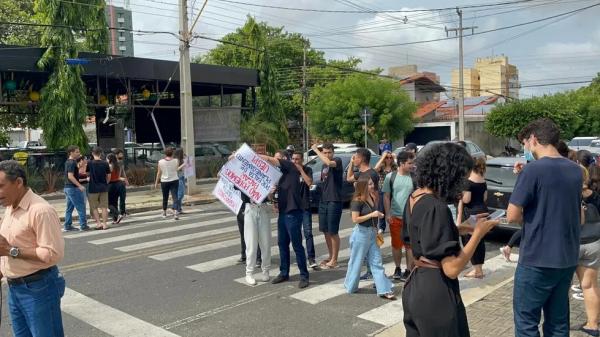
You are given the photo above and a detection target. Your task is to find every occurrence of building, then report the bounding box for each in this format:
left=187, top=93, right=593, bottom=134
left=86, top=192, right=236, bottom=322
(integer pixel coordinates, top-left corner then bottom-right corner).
left=390, top=65, right=444, bottom=104
left=105, top=4, right=135, bottom=57
left=451, top=55, right=519, bottom=99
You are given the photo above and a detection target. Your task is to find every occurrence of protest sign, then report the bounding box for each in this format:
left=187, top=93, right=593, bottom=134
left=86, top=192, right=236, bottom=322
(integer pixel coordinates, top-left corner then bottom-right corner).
left=220, top=143, right=281, bottom=204
left=212, top=178, right=243, bottom=214
left=184, top=155, right=195, bottom=178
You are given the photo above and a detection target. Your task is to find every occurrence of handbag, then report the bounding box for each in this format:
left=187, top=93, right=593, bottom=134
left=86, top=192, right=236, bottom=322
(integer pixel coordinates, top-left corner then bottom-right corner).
left=581, top=202, right=600, bottom=244
left=364, top=201, right=384, bottom=247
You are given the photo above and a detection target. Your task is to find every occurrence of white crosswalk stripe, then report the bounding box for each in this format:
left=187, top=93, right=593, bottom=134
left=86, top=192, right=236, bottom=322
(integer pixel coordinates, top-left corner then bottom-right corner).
left=189, top=227, right=353, bottom=273
left=60, top=205, right=518, bottom=334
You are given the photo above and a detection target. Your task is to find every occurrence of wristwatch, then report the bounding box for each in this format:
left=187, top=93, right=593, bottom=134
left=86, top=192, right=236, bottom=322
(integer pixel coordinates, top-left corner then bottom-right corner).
left=9, top=247, right=20, bottom=258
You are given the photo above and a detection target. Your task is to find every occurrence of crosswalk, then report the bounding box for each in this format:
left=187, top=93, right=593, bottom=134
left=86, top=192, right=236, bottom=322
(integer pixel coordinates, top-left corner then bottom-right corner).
left=59, top=206, right=518, bottom=337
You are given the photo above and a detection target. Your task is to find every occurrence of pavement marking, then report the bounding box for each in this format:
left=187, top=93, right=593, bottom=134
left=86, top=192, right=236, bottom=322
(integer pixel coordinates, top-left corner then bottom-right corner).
left=61, top=231, right=244, bottom=272
left=161, top=289, right=283, bottom=330
left=190, top=227, right=354, bottom=273
left=289, top=261, right=401, bottom=304
left=89, top=216, right=240, bottom=245
left=149, top=217, right=321, bottom=261
left=63, top=210, right=228, bottom=239
left=360, top=253, right=518, bottom=328
left=232, top=239, right=393, bottom=287
left=62, top=288, right=180, bottom=337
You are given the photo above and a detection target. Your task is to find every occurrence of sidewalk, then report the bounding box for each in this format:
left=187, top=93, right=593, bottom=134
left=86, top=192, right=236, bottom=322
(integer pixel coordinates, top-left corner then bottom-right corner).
left=48, top=181, right=218, bottom=221
left=375, top=257, right=592, bottom=337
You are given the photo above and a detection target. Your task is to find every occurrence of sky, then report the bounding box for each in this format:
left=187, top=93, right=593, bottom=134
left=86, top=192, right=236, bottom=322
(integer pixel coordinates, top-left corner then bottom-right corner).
left=109, top=0, right=600, bottom=98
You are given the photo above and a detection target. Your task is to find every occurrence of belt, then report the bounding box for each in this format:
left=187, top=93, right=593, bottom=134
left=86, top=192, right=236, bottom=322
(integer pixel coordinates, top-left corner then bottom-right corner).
left=414, top=256, right=441, bottom=269
left=7, top=267, right=55, bottom=286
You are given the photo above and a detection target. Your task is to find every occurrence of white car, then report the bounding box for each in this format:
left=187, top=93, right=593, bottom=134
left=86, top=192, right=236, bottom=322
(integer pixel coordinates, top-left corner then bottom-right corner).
left=305, top=143, right=375, bottom=161
left=569, top=137, right=599, bottom=152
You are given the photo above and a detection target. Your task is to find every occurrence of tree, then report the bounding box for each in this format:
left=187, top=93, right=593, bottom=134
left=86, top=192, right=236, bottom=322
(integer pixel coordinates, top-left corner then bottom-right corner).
left=308, top=74, right=416, bottom=145
left=34, top=0, right=108, bottom=151
left=0, top=0, right=40, bottom=46
left=485, top=74, right=600, bottom=140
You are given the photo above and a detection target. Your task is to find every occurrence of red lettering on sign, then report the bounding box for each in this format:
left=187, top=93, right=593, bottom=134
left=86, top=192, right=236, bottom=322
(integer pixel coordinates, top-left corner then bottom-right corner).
left=251, top=156, right=269, bottom=173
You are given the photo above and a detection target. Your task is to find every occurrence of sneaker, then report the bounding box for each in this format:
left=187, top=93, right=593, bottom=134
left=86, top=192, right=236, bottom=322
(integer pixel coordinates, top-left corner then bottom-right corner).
left=245, top=275, right=257, bottom=286
left=236, top=257, right=246, bottom=264
left=162, top=212, right=167, bottom=219
left=573, top=292, right=585, bottom=301
left=572, top=284, right=583, bottom=293
left=174, top=213, right=179, bottom=220
left=499, top=246, right=512, bottom=262
left=78, top=226, right=90, bottom=232
left=256, top=272, right=270, bottom=282
left=392, top=267, right=402, bottom=280
left=400, top=269, right=411, bottom=282
left=115, top=215, right=124, bottom=224
left=298, top=279, right=309, bottom=289
left=271, top=275, right=289, bottom=284
left=308, top=259, right=318, bottom=268
left=62, top=227, right=76, bottom=233
left=255, top=259, right=262, bottom=268
left=360, top=271, right=373, bottom=281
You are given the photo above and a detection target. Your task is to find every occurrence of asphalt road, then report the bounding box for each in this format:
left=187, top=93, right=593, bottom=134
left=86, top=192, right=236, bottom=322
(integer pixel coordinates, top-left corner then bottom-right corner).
left=0, top=203, right=513, bottom=337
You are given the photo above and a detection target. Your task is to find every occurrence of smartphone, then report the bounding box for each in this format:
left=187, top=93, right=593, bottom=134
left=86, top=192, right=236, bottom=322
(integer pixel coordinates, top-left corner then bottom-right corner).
left=488, top=209, right=506, bottom=221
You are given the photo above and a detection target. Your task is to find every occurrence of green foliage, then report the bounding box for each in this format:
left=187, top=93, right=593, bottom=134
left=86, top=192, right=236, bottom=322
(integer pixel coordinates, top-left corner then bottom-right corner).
left=0, top=0, right=40, bottom=46
left=34, top=0, right=108, bottom=151
left=308, top=74, right=416, bottom=145
left=485, top=73, right=600, bottom=140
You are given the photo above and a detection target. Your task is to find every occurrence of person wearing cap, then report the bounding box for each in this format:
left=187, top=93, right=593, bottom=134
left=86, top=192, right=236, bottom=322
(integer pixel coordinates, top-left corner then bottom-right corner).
left=404, top=143, right=418, bottom=154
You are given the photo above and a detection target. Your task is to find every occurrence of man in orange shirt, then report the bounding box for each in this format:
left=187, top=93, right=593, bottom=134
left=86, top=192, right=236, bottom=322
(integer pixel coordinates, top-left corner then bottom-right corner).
left=0, top=160, right=66, bottom=337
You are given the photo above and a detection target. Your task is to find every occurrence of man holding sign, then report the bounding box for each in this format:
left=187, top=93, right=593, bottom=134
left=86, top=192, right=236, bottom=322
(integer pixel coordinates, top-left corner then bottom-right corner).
left=261, top=150, right=310, bottom=289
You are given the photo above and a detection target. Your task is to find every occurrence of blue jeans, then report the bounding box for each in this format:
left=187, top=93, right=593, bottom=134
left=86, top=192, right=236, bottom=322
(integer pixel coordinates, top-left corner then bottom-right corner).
left=513, top=264, right=576, bottom=337
left=377, top=191, right=386, bottom=231
left=176, top=175, right=185, bottom=211
left=278, top=210, right=309, bottom=281
left=8, top=266, right=66, bottom=337
left=302, top=210, right=315, bottom=260
left=64, top=187, right=87, bottom=229
left=345, top=225, right=392, bottom=295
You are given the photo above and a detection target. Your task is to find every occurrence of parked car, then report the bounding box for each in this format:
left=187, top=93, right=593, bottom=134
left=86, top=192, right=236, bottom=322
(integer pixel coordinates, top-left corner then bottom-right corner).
left=419, top=140, right=486, bottom=159
left=569, top=137, right=599, bottom=151
left=392, top=145, right=424, bottom=156
left=18, top=140, right=46, bottom=150
left=589, top=140, right=600, bottom=155
left=307, top=152, right=381, bottom=209
left=485, top=156, right=525, bottom=231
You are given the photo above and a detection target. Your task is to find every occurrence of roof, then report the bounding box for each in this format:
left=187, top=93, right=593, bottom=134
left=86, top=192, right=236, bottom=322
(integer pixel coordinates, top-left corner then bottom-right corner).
left=0, top=46, right=258, bottom=87
left=415, top=101, right=445, bottom=118
left=434, top=96, right=500, bottom=121
left=399, top=73, right=445, bottom=93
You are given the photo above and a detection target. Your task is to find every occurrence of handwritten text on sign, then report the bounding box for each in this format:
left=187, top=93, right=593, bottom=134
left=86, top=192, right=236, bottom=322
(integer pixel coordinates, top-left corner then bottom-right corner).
left=220, top=143, right=281, bottom=204
left=212, top=178, right=243, bottom=215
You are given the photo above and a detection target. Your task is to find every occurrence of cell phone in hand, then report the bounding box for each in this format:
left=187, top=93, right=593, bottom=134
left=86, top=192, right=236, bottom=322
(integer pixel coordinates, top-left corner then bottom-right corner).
left=488, top=209, right=506, bottom=221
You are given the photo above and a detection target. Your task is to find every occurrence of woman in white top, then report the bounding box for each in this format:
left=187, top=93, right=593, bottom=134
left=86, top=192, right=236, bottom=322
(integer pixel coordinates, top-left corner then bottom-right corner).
left=154, top=147, right=180, bottom=220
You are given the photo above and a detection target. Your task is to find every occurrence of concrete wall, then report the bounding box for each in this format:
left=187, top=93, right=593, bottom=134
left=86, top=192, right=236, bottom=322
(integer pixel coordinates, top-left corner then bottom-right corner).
left=465, top=119, right=513, bottom=157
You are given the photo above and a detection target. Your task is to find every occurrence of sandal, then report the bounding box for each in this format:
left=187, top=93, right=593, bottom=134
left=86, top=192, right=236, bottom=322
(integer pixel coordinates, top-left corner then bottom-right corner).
left=319, top=260, right=330, bottom=267
left=380, top=292, right=397, bottom=300
left=324, top=263, right=339, bottom=269
left=463, top=272, right=484, bottom=279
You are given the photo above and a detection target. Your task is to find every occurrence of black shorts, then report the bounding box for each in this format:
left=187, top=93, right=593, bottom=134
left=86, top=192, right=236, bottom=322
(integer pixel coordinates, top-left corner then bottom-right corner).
left=318, top=201, right=343, bottom=234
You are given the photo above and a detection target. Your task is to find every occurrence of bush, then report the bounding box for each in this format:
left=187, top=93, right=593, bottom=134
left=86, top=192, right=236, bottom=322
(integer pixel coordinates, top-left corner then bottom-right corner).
left=127, top=165, right=150, bottom=186
left=41, top=168, right=61, bottom=193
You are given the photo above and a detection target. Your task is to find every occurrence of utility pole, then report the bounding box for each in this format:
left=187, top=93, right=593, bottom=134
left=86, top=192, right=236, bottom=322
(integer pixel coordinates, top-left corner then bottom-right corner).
left=179, top=0, right=197, bottom=194
left=446, top=8, right=476, bottom=141
left=302, top=42, right=308, bottom=155
left=362, top=108, right=371, bottom=148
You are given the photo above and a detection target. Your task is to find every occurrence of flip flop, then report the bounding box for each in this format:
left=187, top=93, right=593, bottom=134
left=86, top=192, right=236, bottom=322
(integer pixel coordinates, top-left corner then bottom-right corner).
left=324, top=263, right=339, bottom=269
left=463, top=273, right=484, bottom=279
left=380, top=292, right=397, bottom=300
left=319, top=260, right=330, bottom=267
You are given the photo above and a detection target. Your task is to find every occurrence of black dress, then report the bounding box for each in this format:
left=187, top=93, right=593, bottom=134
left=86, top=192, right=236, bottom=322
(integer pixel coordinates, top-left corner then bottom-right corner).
left=402, top=194, right=469, bottom=337
left=461, top=181, right=488, bottom=266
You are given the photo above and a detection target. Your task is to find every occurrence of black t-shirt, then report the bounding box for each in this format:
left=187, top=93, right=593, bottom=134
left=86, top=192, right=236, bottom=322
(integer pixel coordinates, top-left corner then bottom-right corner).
left=405, top=194, right=461, bottom=262
left=64, top=159, right=79, bottom=188
left=351, top=200, right=376, bottom=227
left=321, top=157, right=343, bottom=202
left=86, top=160, right=111, bottom=193
left=463, top=181, right=488, bottom=218
left=354, top=168, right=380, bottom=191
left=277, top=159, right=303, bottom=213
left=299, top=165, right=313, bottom=210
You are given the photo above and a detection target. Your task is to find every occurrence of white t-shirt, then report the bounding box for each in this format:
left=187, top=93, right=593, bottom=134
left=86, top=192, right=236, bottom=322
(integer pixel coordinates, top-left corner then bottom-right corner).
left=159, top=158, right=179, bottom=182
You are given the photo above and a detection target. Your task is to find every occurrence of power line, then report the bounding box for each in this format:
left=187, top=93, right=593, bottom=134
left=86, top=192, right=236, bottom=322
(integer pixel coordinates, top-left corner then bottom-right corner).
left=314, top=2, right=600, bottom=49
left=210, top=0, right=548, bottom=14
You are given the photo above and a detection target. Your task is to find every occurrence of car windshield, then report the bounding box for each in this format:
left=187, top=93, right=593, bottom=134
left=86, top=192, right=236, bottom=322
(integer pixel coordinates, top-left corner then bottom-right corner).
left=591, top=141, right=600, bottom=148
left=486, top=165, right=519, bottom=188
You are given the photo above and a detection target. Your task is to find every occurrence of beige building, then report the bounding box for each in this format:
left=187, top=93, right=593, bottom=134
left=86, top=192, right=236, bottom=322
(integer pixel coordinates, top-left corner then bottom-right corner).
left=451, top=56, right=519, bottom=98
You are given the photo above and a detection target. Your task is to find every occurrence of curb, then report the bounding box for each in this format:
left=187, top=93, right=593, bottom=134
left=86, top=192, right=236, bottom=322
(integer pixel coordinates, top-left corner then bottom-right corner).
left=58, top=197, right=218, bottom=222
left=44, top=178, right=219, bottom=201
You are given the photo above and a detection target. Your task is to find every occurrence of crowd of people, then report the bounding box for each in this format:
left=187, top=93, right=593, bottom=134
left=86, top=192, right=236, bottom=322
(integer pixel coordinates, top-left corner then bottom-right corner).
left=1, top=116, right=600, bottom=336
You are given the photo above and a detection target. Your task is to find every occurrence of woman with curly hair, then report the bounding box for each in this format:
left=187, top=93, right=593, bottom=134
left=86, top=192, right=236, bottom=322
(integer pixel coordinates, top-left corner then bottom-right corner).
left=402, top=143, right=499, bottom=337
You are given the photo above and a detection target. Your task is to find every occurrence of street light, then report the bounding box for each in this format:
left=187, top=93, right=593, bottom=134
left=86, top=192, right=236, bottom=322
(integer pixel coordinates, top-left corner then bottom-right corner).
left=362, top=107, right=371, bottom=148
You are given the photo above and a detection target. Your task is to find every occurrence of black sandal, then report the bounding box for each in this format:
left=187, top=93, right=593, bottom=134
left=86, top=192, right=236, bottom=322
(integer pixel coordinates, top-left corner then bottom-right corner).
left=380, top=292, right=397, bottom=300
